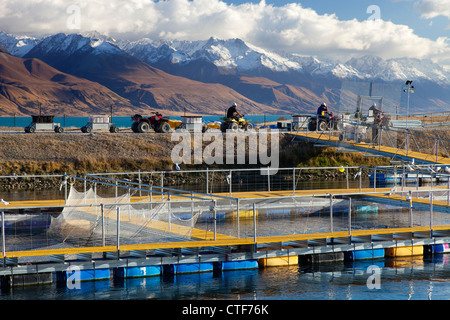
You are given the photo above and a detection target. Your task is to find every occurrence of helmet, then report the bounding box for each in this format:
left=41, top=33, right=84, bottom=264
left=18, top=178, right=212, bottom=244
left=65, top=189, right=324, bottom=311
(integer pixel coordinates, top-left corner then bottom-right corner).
left=232, top=103, right=237, bottom=107
left=321, top=103, right=327, bottom=107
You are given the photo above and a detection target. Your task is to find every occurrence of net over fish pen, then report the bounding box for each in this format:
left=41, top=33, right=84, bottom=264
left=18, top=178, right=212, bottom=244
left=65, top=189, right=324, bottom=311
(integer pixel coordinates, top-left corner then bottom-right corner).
left=47, top=186, right=204, bottom=247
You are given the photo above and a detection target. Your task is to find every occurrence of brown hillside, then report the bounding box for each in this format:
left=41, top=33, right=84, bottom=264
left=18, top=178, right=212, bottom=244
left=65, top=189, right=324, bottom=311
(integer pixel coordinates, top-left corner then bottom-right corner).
left=0, top=50, right=146, bottom=116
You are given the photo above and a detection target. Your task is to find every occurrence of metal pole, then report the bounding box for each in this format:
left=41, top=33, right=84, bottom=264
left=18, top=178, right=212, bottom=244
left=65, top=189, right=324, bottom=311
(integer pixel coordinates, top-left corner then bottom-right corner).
left=447, top=176, right=450, bottom=206
left=253, top=203, right=257, bottom=244
left=267, top=167, right=270, bottom=192
left=348, top=197, right=352, bottom=237
left=150, top=186, right=153, bottom=209
left=374, top=168, right=377, bottom=192
left=168, top=194, right=171, bottom=232
left=346, top=166, right=349, bottom=189
left=292, top=167, right=296, bottom=195
left=138, top=170, right=142, bottom=197
left=161, top=172, right=164, bottom=201
left=409, top=191, right=413, bottom=228
left=406, top=133, right=409, bottom=156
left=206, top=168, right=209, bottom=194
left=236, top=199, right=240, bottom=239
left=64, top=172, right=68, bottom=205
left=213, top=200, right=217, bottom=241
left=116, top=207, right=120, bottom=256
left=436, top=139, right=439, bottom=162
left=430, top=192, right=433, bottom=230
left=101, top=204, right=105, bottom=247
left=359, top=170, right=362, bottom=193
left=229, top=169, right=232, bottom=197
left=330, top=194, right=333, bottom=233
left=406, top=87, right=410, bottom=130
left=401, top=166, right=405, bottom=200
left=115, top=183, right=118, bottom=208
left=2, top=210, right=5, bottom=266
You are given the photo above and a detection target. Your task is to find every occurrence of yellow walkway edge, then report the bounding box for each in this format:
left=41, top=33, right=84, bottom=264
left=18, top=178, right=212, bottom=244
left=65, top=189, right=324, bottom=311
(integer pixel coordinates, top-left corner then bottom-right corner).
left=2, top=225, right=449, bottom=259
left=288, top=131, right=450, bottom=165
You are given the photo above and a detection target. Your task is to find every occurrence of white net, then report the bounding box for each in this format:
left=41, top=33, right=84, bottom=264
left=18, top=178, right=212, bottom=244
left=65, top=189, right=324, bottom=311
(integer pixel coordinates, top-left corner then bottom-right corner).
left=48, top=186, right=203, bottom=247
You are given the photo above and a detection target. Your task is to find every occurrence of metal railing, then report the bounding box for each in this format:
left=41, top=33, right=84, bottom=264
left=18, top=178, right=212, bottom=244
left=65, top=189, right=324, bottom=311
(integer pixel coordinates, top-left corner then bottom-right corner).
left=2, top=165, right=450, bottom=265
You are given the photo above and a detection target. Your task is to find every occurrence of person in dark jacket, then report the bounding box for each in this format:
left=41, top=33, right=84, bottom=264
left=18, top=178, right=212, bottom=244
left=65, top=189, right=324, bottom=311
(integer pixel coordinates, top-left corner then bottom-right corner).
left=227, top=103, right=243, bottom=120
left=317, top=103, right=328, bottom=117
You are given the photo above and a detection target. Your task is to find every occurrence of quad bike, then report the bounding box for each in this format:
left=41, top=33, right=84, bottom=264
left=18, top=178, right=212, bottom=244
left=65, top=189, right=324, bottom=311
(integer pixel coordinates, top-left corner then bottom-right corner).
left=308, top=112, right=343, bottom=131
left=220, top=116, right=253, bottom=132
left=131, top=112, right=171, bottom=133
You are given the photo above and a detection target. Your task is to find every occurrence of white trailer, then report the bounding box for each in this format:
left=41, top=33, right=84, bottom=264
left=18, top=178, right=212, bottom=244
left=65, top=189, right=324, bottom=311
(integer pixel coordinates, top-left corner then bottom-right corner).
left=24, top=115, right=64, bottom=133
left=81, top=115, right=119, bottom=133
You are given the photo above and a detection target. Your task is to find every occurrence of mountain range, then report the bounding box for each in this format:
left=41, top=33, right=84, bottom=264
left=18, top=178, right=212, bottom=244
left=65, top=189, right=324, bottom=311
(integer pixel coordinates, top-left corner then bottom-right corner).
left=1, top=31, right=449, bottom=117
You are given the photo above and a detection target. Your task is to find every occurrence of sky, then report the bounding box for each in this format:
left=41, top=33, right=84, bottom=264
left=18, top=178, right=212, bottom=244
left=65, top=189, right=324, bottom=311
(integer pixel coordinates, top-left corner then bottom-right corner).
left=0, top=0, right=449, bottom=67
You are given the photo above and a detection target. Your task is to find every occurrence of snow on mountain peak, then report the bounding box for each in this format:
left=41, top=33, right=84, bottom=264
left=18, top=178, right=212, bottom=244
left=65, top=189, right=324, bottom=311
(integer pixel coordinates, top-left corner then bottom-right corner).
left=0, top=31, right=40, bottom=57
left=1, top=31, right=449, bottom=85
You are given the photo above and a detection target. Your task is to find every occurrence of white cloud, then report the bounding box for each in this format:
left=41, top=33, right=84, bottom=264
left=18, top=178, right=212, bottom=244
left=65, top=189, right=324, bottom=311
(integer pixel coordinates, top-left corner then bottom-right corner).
left=0, top=0, right=449, bottom=67
left=417, top=0, right=450, bottom=20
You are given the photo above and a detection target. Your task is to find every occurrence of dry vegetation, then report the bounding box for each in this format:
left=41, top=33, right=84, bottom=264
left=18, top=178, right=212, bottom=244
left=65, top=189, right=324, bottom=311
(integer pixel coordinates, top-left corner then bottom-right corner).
left=0, top=127, right=449, bottom=177
left=0, top=132, right=177, bottom=175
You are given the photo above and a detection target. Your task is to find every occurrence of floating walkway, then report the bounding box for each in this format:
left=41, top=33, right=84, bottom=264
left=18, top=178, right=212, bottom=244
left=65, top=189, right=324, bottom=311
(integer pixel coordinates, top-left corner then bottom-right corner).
left=2, top=223, right=450, bottom=288
left=288, top=131, right=450, bottom=165
left=3, top=183, right=450, bottom=288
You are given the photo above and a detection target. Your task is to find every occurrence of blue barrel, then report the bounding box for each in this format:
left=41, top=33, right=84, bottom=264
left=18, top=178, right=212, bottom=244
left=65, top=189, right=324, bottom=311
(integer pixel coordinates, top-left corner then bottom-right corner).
left=222, top=260, right=258, bottom=271
left=114, top=266, right=161, bottom=278
left=175, top=262, right=214, bottom=274
left=344, top=249, right=385, bottom=261
left=57, top=268, right=110, bottom=282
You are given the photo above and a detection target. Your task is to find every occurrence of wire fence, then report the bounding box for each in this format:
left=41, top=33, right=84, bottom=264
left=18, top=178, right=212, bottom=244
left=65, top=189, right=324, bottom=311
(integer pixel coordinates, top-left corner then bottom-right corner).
left=2, top=165, right=450, bottom=263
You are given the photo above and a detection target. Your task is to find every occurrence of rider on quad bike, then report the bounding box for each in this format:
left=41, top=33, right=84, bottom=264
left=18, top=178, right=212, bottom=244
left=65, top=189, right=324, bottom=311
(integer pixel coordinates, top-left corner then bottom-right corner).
left=308, top=103, right=342, bottom=131
left=220, top=103, right=253, bottom=132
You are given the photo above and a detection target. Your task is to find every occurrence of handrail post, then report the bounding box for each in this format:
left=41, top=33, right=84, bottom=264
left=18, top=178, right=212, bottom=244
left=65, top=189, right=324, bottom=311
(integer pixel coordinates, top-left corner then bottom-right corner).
left=101, top=203, right=105, bottom=247
left=229, top=169, right=232, bottom=197
left=213, top=200, right=217, bottom=240
left=409, top=190, right=413, bottom=228
left=430, top=192, right=433, bottom=230
left=206, top=167, right=209, bottom=194
left=116, top=207, right=120, bottom=258
left=236, top=199, right=240, bottom=239
left=253, top=203, right=257, bottom=246
left=292, top=167, right=296, bottom=195
left=2, top=210, right=5, bottom=267
left=330, top=194, right=334, bottom=233
left=374, top=167, right=377, bottom=192
left=64, top=172, right=67, bottom=204
left=348, top=197, right=352, bottom=237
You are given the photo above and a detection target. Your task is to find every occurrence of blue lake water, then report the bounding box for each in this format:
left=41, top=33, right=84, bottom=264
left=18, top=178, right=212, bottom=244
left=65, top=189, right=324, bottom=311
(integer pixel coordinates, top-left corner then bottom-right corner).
left=0, top=115, right=293, bottom=129
left=1, top=256, right=449, bottom=301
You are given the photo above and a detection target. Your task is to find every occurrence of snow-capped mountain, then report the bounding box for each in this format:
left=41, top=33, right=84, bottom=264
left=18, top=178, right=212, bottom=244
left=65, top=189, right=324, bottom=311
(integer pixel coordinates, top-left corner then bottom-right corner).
left=120, top=37, right=303, bottom=72
left=346, top=55, right=450, bottom=84
left=119, top=36, right=450, bottom=84
left=1, top=31, right=450, bottom=115
left=25, top=32, right=125, bottom=58
left=0, top=32, right=40, bottom=57
left=2, top=31, right=449, bottom=85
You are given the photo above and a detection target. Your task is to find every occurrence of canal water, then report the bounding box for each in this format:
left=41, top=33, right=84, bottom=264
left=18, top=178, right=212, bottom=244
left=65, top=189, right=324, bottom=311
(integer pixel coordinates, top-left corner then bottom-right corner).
left=1, top=256, right=449, bottom=300
left=1, top=183, right=450, bottom=301
left=0, top=115, right=290, bottom=129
